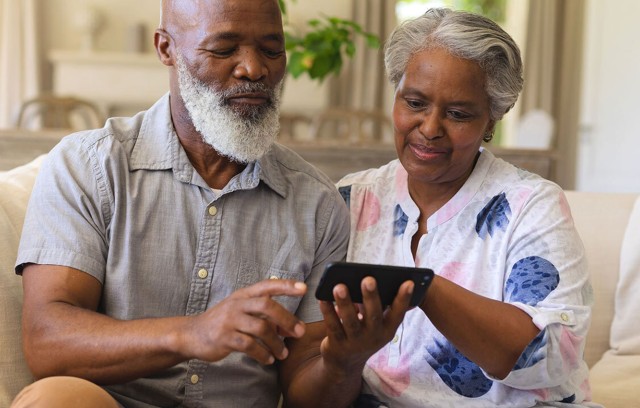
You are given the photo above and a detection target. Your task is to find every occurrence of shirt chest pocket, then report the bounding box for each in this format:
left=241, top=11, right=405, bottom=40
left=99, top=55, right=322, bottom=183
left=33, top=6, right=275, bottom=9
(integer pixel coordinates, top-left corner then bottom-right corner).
left=236, top=259, right=306, bottom=313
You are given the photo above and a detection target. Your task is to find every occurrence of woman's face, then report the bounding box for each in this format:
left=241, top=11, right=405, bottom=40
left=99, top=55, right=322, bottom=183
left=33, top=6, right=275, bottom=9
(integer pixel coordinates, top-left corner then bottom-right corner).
left=393, top=47, right=495, bottom=189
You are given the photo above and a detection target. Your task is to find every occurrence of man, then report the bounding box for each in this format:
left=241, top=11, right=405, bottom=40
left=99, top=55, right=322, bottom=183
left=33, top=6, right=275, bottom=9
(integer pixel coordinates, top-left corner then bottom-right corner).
left=11, top=1, right=388, bottom=406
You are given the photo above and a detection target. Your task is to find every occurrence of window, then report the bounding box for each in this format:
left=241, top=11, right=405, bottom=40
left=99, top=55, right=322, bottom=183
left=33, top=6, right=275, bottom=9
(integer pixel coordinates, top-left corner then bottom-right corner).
left=397, top=0, right=506, bottom=23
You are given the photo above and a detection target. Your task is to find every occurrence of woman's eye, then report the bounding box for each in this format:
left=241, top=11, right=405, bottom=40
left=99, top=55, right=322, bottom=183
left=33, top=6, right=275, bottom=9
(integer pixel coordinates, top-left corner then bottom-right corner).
left=406, top=99, right=424, bottom=109
left=449, top=110, right=472, bottom=121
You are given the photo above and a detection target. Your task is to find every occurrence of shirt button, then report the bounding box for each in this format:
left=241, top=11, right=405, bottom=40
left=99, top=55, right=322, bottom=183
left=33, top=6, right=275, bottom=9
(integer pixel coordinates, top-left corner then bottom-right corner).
left=560, top=312, right=569, bottom=322
left=208, top=206, right=218, bottom=216
left=392, top=335, right=399, bottom=344
left=198, top=269, right=208, bottom=279
left=269, top=275, right=279, bottom=280
left=190, top=374, right=199, bottom=384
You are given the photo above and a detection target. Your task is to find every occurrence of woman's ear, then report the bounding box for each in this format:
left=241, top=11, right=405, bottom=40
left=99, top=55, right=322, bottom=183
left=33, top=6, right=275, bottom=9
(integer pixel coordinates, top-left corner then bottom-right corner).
left=154, top=28, right=174, bottom=66
left=483, top=120, right=497, bottom=143
left=487, top=119, right=496, bottom=135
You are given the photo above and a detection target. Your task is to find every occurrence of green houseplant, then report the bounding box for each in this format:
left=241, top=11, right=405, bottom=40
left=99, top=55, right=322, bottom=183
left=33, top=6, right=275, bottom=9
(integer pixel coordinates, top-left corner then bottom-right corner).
left=278, top=0, right=381, bottom=82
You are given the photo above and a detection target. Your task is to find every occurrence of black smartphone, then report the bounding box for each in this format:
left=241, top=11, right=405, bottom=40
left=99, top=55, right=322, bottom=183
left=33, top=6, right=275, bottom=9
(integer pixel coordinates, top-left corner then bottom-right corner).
left=315, top=261, right=434, bottom=307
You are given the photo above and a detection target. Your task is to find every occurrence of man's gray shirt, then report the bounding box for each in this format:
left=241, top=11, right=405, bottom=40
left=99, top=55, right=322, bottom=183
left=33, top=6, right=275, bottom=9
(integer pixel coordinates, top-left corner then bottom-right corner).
left=16, top=94, right=349, bottom=407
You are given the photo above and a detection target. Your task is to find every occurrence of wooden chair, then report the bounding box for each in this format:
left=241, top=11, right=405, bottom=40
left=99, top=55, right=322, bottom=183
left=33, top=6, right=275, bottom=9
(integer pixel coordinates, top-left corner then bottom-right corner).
left=15, top=94, right=104, bottom=131
left=308, top=108, right=394, bottom=145
left=278, top=112, right=312, bottom=142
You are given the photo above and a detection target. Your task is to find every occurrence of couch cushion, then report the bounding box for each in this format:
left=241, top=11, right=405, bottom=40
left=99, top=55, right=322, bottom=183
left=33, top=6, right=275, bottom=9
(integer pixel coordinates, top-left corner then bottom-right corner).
left=610, top=196, right=640, bottom=353
left=589, top=352, right=640, bottom=408
left=0, top=155, right=44, bottom=407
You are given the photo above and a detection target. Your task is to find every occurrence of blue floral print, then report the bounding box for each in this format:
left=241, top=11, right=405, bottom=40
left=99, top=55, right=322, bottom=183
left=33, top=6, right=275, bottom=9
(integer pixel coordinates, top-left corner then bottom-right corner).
left=393, top=204, right=408, bottom=236
left=506, top=256, right=559, bottom=305
left=513, top=329, right=547, bottom=370
left=338, top=185, right=352, bottom=208
left=476, top=193, right=511, bottom=239
left=353, top=393, right=390, bottom=408
left=425, top=337, right=493, bottom=397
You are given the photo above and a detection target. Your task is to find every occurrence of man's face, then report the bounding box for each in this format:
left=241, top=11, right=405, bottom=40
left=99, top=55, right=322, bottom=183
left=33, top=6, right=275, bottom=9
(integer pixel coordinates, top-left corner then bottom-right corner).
left=168, top=0, right=287, bottom=162
left=175, top=54, right=283, bottom=163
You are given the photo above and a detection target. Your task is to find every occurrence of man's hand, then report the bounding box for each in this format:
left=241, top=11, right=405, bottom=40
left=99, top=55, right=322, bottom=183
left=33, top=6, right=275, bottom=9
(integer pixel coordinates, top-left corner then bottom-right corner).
left=22, top=265, right=309, bottom=383
left=182, top=279, right=308, bottom=365
left=318, top=276, right=414, bottom=374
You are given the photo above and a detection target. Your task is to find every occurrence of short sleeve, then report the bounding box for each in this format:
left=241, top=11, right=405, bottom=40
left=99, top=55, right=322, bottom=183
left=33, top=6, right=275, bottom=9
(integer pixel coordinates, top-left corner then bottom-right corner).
left=496, top=183, right=592, bottom=392
left=16, top=136, right=111, bottom=282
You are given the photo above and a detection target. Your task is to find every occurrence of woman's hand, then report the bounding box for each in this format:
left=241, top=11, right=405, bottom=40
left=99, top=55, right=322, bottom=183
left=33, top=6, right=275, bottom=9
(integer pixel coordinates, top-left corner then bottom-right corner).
left=318, top=276, right=415, bottom=375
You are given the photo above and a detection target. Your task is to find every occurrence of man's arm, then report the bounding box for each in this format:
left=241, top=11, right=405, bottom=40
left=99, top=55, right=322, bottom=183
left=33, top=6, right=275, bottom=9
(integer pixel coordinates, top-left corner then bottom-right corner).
left=279, top=277, right=414, bottom=408
left=21, top=264, right=307, bottom=384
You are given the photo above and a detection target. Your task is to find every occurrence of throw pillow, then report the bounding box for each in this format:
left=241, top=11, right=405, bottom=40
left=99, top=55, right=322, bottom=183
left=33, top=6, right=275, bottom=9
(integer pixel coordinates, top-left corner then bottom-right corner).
left=610, top=196, right=640, bottom=353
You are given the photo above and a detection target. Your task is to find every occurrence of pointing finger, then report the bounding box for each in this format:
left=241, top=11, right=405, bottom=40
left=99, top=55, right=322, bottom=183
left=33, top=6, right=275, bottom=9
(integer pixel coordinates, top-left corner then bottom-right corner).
left=237, top=279, right=307, bottom=299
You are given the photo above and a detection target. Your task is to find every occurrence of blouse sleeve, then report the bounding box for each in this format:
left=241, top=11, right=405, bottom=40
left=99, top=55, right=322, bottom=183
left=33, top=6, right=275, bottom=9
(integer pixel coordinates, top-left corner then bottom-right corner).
left=491, top=181, right=592, bottom=391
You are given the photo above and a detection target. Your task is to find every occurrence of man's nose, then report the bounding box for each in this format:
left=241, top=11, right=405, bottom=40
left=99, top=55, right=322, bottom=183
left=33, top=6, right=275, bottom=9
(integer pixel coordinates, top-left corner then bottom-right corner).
left=233, top=48, right=268, bottom=81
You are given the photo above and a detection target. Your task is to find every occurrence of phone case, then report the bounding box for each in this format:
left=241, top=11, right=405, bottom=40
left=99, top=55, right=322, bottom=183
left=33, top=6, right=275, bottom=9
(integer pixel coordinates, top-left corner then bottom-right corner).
left=315, top=261, right=434, bottom=307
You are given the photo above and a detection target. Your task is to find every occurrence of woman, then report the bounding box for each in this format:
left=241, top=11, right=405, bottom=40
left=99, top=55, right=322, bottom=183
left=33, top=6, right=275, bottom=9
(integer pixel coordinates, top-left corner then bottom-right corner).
left=328, top=8, right=597, bottom=408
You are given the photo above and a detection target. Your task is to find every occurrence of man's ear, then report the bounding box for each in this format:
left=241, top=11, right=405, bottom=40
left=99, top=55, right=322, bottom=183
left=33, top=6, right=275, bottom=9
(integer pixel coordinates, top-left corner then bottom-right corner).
left=154, top=28, right=174, bottom=66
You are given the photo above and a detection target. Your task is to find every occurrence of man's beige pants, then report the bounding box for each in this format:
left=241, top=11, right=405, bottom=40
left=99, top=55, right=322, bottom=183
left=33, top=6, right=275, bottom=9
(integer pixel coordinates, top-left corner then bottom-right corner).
left=11, top=376, right=121, bottom=408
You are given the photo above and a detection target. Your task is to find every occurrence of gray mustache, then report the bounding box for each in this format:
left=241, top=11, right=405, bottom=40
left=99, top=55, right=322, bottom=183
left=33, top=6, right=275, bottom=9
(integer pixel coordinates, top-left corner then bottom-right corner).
left=221, top=82, right=275, bottom=99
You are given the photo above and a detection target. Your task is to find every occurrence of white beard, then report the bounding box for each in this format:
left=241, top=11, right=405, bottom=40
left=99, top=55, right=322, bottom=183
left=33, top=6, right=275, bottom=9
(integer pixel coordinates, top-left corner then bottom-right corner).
left=175, top=55, right=282, bottom=163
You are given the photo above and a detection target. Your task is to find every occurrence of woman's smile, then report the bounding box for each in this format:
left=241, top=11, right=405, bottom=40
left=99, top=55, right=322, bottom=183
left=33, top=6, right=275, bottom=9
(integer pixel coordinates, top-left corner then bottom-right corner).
left=408, top=143, right=449, bottom=161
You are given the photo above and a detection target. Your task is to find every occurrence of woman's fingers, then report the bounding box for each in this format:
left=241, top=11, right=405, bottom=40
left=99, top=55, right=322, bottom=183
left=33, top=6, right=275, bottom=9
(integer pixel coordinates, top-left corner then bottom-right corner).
left=319, top=299, right=346, bottom=341
left=360, top=276, right=384, bottom=327
left=385, top=280, right=415, bottom=327
left=333, top=283, right=364, bottom=338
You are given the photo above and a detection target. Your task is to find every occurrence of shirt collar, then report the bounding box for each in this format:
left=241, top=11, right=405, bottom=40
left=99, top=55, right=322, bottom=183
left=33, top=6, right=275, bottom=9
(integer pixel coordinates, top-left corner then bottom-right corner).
left=256, top=144, right=287, bottom=198
left=129, top=93, right=178, bottom=171
left=397, top=148, right=495, bottom=228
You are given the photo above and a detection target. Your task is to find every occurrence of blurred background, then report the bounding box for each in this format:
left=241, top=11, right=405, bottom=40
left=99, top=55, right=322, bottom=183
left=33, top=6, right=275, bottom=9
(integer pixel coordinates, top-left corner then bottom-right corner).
left=0, top=0, right=638, bottom=192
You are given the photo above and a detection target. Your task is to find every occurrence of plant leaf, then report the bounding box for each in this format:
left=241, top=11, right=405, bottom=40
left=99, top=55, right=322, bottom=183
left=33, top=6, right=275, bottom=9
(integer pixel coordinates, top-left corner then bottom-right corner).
left=286, top=52, right=306, bottom=78
left=278, top=0, right=287, bottom=15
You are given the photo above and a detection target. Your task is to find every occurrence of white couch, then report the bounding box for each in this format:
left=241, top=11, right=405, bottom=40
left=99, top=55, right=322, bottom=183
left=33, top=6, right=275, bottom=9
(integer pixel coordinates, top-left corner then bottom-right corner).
left=1, top=156, right=639, bottom=407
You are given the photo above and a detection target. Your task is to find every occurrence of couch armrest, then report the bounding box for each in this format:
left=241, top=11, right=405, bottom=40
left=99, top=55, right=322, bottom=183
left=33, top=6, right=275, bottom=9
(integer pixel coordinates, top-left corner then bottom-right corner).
left=0, top=155, right=45, bottom=406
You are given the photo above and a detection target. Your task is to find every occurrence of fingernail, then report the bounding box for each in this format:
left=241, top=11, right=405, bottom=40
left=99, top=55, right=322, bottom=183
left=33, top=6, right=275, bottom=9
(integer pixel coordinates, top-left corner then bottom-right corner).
left=365, top=279, right=375, bottom=291
left=294, top=282, right=307, bottom=291
left=268, top=355, right=275, bottom=364
left=294, top=322, right=305, bottom=337
left=280, top=348, right=289, bottom=360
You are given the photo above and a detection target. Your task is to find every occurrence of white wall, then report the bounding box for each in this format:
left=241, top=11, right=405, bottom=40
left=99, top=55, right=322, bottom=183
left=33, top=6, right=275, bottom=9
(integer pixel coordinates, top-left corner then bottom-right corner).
left=280, top=0, right=350, bottom=112
left=39, top=0, right=347, bottom=114
left=40, top=0, right=160, bottom=54
left=577, top=0, right=640, bottom=192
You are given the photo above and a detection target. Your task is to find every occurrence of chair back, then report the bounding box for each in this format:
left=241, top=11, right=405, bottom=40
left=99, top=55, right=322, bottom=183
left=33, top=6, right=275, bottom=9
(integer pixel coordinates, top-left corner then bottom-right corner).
left=308, top=108, right=393, bottom=144
left=15, top=95, right=104, bottom=131
left=514, top=109, right=554, bottom=149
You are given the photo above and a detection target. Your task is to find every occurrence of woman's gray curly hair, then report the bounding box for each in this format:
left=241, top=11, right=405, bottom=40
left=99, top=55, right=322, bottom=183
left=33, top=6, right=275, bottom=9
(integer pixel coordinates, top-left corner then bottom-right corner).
left=384, top=8, right=523, bottom=121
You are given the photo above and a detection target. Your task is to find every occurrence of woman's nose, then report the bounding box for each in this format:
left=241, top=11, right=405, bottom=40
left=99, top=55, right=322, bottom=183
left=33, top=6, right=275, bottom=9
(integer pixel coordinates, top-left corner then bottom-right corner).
left=418, top=110, right=444, bottom=140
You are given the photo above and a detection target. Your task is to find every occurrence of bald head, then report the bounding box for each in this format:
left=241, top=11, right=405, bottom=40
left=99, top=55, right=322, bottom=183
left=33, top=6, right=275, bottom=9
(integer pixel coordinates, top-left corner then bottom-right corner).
left=160, top=0, right=200, bottom=34
left=160, top=0, right=282, bottom=34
